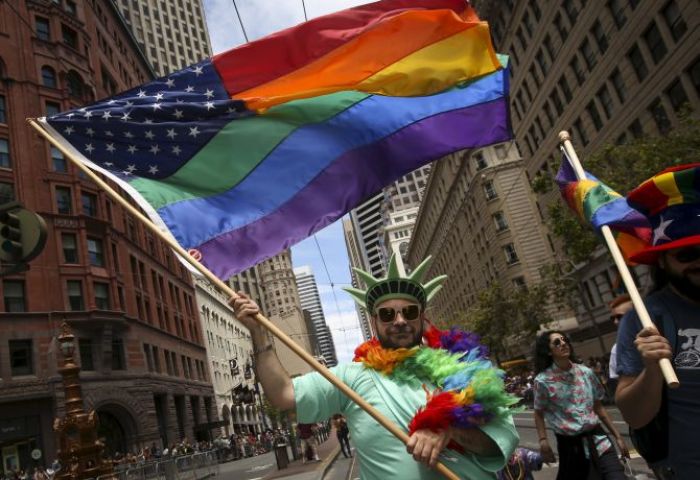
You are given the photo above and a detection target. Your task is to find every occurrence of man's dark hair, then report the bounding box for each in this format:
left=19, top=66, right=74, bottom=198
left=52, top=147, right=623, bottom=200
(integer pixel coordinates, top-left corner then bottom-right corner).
left=534, top=330, right=578, bottom=374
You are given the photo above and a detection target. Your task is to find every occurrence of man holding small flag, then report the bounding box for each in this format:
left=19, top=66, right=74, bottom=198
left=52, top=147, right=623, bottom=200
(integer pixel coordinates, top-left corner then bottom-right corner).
left=614, top=164, right=700, bottom=480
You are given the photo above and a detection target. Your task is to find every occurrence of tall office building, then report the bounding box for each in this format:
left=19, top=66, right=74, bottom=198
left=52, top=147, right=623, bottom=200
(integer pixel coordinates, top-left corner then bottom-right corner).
left=407, top=144, right=558, bottom=326
left=257, top=250, right=315, bottom=377
left=294, top=266, right=338, bottom=367
left=0, top=0, right=215, bottom=468
left=342, top=219, right=373, bottom=340
left=473, top=0, right=698, bottom=355
left=114, top=0, right=212, bottom=76
left=195, top=277, right=261, bottom=436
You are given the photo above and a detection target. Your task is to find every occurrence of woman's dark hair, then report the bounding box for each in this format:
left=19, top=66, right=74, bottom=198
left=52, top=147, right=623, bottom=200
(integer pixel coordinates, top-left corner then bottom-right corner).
left=534, top=330, right=578, bottom=374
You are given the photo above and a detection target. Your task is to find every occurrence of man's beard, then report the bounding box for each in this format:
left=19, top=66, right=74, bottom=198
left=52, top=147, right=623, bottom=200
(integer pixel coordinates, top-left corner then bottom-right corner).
left=666, top=267, right=700, bottom=301
left=377, top=325, right=423, bottom=349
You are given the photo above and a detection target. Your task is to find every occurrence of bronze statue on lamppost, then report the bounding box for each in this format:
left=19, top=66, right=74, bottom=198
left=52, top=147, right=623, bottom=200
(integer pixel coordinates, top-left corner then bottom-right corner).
left=53, top=321, right=114, bottom=480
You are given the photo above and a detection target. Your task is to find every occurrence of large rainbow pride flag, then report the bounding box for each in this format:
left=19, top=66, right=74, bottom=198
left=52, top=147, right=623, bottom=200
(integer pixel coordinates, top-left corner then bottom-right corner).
left=40, top=0, right=512, bottom=278
left=556, top=153, right=652, bottom=263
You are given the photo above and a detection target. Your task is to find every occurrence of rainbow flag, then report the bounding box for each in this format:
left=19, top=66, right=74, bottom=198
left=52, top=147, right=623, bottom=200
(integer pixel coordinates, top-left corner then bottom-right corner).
left=39, top=0, right=511, bottom=279
left=556, top=154, right=651, bottom=263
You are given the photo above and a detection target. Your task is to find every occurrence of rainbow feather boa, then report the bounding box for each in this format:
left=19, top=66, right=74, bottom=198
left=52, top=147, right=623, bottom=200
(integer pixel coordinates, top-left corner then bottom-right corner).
left=353, top=325, right=520, bottom=437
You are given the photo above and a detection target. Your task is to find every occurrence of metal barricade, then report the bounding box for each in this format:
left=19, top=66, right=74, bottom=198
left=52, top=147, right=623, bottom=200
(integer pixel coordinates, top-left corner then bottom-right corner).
left=120, top=451, right=220, bottom=480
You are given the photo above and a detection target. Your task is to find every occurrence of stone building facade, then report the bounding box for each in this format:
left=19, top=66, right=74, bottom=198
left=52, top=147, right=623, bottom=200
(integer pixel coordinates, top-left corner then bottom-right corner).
left=473, top=0, right=699, bottom=355
left=407, top=144, right=556, bottom=324
left=0, top=0, right=213, bottom=472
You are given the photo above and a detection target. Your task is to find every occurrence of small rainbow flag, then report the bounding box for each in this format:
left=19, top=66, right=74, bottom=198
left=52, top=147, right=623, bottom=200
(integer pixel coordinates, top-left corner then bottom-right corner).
left=39, top=0, right=512, bottom=278
left=556, top=154, right=651, bottom=263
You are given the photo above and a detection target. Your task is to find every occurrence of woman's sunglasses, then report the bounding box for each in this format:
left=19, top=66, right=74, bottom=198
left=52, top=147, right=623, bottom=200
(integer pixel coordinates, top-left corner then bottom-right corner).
left=551, top=337, right=568, bottom=348
left=669, top=247, right=700, bottom=264
left=376, top=305, right=422, bottom=323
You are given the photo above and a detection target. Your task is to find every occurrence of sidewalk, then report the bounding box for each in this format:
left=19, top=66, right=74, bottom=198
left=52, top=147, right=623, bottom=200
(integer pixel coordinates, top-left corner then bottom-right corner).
left=263, top=435, right=341, bottom=480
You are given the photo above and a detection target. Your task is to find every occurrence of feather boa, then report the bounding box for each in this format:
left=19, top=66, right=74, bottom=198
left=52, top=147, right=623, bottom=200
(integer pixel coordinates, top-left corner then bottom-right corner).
left=353, top=325, right=520, bottom=437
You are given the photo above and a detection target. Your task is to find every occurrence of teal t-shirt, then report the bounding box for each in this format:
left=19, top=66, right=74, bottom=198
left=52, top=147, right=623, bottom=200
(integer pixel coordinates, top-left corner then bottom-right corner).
left=293, top=362, right=518, bottom=480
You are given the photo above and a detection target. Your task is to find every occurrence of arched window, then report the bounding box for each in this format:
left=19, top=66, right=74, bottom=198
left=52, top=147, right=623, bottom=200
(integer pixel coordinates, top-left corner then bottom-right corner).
left=66, top=70, right=83, bottom=98
left=41, top=66, right=57, bottom=88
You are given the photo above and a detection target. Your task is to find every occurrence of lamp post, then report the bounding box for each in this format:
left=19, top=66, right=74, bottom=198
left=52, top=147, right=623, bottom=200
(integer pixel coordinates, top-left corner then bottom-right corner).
left=53, top=321, right=114, bottom=480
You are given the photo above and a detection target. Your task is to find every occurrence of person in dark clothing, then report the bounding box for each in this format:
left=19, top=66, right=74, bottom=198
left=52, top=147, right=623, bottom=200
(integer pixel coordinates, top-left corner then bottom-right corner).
left=332, top=414, right=352, bottom=458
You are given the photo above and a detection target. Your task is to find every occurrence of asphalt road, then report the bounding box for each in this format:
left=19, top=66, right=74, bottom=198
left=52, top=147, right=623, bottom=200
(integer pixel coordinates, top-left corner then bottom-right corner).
left=217, top=451, right=278, bottom=480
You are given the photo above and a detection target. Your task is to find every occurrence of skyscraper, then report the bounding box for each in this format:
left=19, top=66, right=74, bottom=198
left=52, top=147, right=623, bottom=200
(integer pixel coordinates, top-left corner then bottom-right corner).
left=342, top=218, right=373, bottom=340
left=294, top=266, right=338, bottom=367
left=114, top=0, right=212, bottom=76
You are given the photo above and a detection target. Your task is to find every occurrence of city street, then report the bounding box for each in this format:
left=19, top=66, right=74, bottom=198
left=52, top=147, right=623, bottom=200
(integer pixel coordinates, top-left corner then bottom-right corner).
left=218, top=452, right=277, bottom=480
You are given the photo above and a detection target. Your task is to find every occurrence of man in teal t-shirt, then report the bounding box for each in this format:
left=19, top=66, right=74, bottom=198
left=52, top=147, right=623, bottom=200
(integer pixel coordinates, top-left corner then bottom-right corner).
left=231, top=254, right=518, bottom=479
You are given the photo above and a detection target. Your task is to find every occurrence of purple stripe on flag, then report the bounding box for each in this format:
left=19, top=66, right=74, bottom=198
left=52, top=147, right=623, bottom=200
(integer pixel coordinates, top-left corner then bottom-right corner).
left=196, top=98, right=509, bottom=279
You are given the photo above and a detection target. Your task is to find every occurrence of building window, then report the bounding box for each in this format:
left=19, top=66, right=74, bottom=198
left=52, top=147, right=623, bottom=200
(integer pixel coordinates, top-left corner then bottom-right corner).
left=112, top=338, right=126, bottom=370
left=512, top=277, right=527, bottom=290
left=689, top=57, right=700, bottom=96
left=551, top=89, right=564, bottom=115
left=67, top=280, right=84, bottom=310
left=79, top=338, right=94, bottom=371
left=580, top=39, right=596, bottom=71
left=644, top=23, right=667, bottom=64
left=51, top=147, right=67, bottom=172
left=608, top=0, right=626, bottom=29
left=629, top=119, right=644, bottom=139
left=56, top=186, right=72, bottom=214
left=627, top=45, right=648, bottom=82
left=587, top=102, right=603, bottom=131
left=563, top=0, right=578, bottom=22
left=665, top=79, right=688, bottom=113
left=662, top=1, right=687, bottom=41
left=648, top=98, right=671, bottom=134
left=0, top=182, right=14, bottom=204
left=503, top=244, right=519, bottom=265
left=483, top=181, right=497, bottom=200
left=35, top=16, right=50, bottom=41
left=61, top=233, right=79, bottom=263
left=609, top=68, right=626, bottom=103
left=474, top=152, right=487, bottom=171
left=41, top=66, right=57, bottom=88
left=536, top=50, right=548, bottom=75
left=554, top=13, right=568, bottom=41
left=0, top=95, right=6, bottom=124
left=81, top=192, right=97, bottom=216
left=574, top=118, right=589, bottom=146
left=558, top=75, right=572, bottom=102
left=3, top=280, right=26, bottom=312
left=0, top=139, right=10, bottom=168
left=62, top=25, right=78, bottom=49
left=87, top=237, right=104, bottom=266
left=94, top=282, right=110, bottom=310
left=9, top=340, right=33, bottom=376
left=597, top=86, right=614, bottom=119
left=65, top=0, right=77, bottom=15
left=591, top=20, right=608, bottom=54
left=493, top=212, right=509, bottom=232
left=570, top=57, right=585, bottom=86
left=66, top=71, right=83, bottom=98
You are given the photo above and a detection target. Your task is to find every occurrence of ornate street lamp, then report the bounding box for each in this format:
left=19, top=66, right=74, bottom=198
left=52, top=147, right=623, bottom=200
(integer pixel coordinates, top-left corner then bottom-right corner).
left=53, top=322, right=114, bottom=480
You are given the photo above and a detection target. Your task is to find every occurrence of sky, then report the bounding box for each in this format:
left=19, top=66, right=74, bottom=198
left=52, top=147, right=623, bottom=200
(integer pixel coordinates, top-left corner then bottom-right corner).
left=202, top=0, right=371, bottom=362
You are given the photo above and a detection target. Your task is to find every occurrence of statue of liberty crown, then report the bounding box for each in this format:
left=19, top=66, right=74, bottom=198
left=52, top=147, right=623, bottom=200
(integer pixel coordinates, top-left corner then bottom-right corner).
left=343, top=254, right=447, bottom=314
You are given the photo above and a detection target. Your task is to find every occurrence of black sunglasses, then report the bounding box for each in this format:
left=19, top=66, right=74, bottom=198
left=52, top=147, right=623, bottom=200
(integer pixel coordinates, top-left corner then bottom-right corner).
left=551, top=337, right=568, bottom=347
left=670, top=247, right=700, bottom=264
left=376, top=305, right=422, bottom=323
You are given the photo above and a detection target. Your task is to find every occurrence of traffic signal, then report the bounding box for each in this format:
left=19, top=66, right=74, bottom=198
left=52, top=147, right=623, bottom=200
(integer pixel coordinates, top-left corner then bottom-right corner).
left=0, top=210, right=22, bottom=262
left=0, top=202, right=47, bottom=266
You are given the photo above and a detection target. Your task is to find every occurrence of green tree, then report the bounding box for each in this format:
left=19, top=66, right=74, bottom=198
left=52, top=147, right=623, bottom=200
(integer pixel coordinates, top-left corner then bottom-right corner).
left=451, top=282, right=552, bottom=363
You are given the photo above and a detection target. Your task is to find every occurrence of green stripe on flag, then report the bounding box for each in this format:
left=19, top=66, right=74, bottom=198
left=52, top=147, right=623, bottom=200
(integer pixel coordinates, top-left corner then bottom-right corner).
left=130, top=91, right=370, bottom=210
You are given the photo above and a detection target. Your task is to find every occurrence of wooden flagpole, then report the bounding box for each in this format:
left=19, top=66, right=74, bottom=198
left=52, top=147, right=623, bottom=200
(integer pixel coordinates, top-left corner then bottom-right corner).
left=559, top=131, right=679, bottom=388
left=28, top=118, right=461, bottom=479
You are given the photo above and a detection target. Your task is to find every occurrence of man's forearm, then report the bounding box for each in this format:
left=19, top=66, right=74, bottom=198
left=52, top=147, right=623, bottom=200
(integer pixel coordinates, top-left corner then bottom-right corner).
left=250, top=326, right=296, bottom=411
left=594, top=402, right=622, bottom=439
left=616, top=369, right=664, bottom=428
left=448, top=427, right=499, bottom=456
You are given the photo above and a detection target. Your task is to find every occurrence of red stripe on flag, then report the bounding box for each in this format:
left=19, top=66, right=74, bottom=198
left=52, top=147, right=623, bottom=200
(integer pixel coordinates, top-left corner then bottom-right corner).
left=212, top=0, right=469, bottom=95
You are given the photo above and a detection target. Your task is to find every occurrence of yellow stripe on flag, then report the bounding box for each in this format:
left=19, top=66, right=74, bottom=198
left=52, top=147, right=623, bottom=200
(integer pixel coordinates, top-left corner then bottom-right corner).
left=653, top=172, right=684, bottom=206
